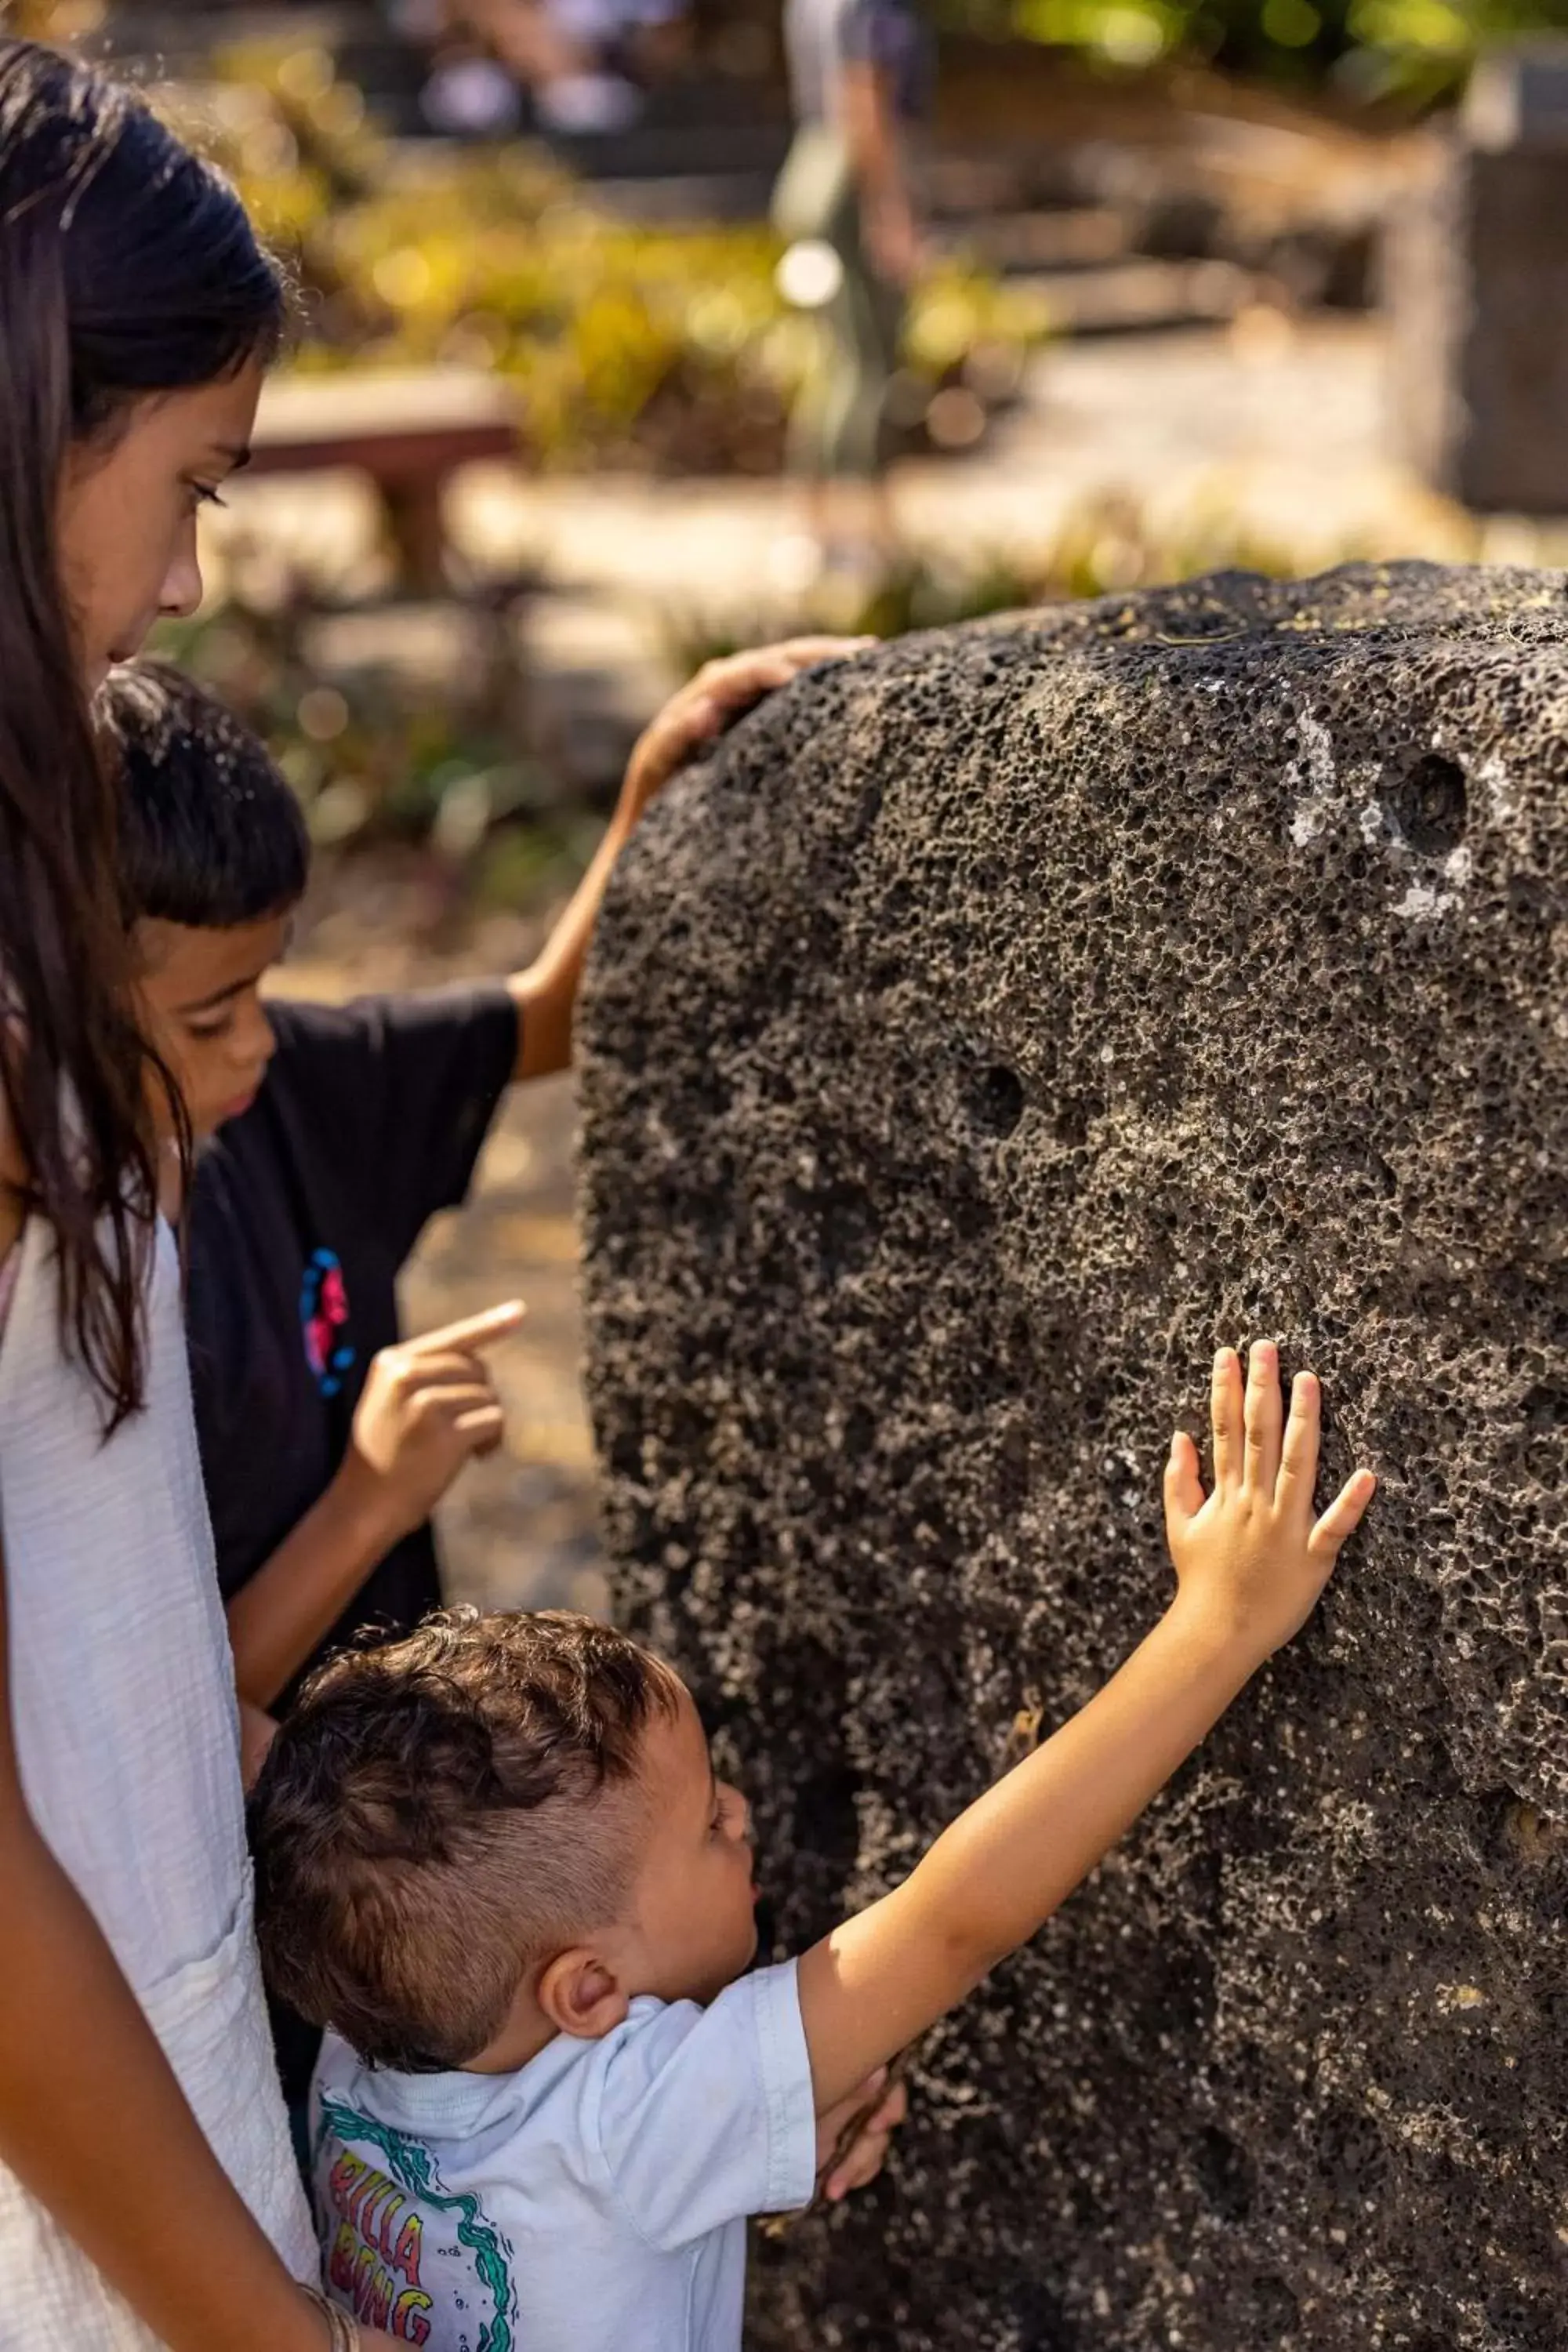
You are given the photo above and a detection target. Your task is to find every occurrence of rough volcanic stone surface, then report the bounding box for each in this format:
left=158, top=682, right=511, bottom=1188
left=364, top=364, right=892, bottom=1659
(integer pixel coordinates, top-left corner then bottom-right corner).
left=577, top=564, right=1568, bottom=2352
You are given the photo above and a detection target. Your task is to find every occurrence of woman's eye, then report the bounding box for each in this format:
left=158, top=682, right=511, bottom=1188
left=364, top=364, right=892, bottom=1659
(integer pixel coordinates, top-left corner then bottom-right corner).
left=186, top=1013, right=234, bottom=1042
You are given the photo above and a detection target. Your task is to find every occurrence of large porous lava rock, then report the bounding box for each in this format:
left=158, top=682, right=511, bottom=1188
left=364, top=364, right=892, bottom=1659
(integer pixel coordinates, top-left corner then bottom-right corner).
left=577, top=564, right=1568, bottom=2352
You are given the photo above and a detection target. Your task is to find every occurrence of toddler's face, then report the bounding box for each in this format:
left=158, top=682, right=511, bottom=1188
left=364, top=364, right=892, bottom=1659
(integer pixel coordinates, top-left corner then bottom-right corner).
left=622, top=1682, right=760, bottom=2007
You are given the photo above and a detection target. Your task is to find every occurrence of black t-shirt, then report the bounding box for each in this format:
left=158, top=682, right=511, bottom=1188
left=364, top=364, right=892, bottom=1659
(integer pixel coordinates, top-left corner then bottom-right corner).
left=187, top=985, right=519, bottom=1697
left=189, top=986, right=517, bottom=2113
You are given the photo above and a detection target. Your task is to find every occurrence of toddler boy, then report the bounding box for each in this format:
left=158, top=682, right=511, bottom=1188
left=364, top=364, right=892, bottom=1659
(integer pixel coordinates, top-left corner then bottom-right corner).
left=249, top=1344, right=1374, bottom=2350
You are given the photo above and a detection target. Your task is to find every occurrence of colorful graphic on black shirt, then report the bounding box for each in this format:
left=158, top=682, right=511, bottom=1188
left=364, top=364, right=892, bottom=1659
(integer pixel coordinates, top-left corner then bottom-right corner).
left=315, top=2096, right=518, bottom=2352
left=300, top=1247, right=356, bottom=1398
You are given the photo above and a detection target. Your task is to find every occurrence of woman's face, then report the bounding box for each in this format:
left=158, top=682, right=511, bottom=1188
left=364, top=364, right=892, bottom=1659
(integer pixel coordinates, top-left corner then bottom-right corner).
left=56, top=358, right=265, bottom=693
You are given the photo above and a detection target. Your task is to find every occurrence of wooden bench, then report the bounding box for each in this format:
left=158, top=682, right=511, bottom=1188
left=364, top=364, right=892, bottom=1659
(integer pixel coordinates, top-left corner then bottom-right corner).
left=248, top=368, right=522, bottom=594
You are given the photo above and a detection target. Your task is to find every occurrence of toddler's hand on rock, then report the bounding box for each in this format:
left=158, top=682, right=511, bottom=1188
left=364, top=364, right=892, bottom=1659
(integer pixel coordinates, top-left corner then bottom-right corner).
left=1164, top=1341, right=1376, bottom=1658
left=816, top=2065, right=909, bottom=2203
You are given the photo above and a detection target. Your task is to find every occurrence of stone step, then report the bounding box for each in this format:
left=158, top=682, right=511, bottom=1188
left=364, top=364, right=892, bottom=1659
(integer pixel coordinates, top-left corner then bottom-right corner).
left=1009, top=255, right=1254, bottom=337
left=525, top=115, right=791, bottom=183
left=584, top=171, right=781, bottom=224
left=956, top=206, right=1135, bottom=275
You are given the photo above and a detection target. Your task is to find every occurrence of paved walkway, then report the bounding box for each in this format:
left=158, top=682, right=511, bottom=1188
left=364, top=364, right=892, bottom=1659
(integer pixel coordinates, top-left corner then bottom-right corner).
left=226, top=317, right=1513, bottom=683
left=452, top=318, right=1473, bottom=603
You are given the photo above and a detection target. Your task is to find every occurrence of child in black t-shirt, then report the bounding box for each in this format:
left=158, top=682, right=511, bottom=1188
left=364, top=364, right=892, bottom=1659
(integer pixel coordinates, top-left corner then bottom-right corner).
left=109, top=644, right=863, bottom=1769
left=110, top=643, right=902, bottom=2188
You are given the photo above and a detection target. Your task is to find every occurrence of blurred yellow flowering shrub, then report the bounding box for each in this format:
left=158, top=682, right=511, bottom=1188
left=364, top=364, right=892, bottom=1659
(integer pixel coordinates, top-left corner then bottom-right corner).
left=161, top=42, right=1046, bottom=476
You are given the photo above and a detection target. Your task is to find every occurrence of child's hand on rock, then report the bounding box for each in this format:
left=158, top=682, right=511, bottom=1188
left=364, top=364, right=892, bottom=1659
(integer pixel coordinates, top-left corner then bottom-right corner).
left=1164, top=1341, right=1377, bottom=1658
left=619, top=639, right=875, bottom=828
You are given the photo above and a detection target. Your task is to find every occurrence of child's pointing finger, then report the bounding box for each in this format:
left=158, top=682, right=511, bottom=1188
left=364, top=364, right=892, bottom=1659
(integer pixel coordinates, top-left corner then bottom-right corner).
left=408, top=1301, right=527, bottom=1359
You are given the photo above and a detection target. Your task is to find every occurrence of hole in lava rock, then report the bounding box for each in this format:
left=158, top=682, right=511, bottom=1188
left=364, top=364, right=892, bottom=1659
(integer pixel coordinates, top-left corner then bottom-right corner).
left=1011, top=2276, right=1076, bottom=2349
left=1522, top=1384, right=1568, bottom=1433
left=1251, top=2276, right=1300, bottom=2331
left=1388, top=753, right=1467, bottom=855
left=969, top=1064, right=1025, bottom=1138
left=1196, top=2125, right=1257, bottom=2222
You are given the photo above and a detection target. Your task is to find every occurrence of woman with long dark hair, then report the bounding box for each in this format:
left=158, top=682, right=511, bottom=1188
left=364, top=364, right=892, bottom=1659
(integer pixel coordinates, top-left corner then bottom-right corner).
left=0, top=39, right=385, bottom=2350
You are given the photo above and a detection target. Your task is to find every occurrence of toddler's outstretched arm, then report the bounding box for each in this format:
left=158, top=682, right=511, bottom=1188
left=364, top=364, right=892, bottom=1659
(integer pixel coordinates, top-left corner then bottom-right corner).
left=797, top=1343, right=1376, bottom=2114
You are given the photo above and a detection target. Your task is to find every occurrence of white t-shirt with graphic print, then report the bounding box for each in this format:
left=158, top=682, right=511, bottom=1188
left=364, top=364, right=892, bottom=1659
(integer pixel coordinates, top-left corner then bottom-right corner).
left=311, top=1958, right=818, bottom=2352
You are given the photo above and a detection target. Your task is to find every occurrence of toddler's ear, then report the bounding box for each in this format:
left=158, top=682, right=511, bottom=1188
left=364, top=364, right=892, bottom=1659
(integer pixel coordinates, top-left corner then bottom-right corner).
left=537, top=1949, right=630, bottom=2042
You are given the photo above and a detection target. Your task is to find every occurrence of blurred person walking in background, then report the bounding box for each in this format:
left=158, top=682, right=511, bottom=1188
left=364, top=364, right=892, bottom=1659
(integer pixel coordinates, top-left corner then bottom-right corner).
left=773, top=0, right=932, bottom=583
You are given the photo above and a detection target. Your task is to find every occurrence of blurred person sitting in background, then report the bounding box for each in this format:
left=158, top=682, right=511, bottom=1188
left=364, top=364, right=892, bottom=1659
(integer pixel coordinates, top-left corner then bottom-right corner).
left=773, top=0, right=933, bottom=585
left=421, top=0, right=689, bottom=136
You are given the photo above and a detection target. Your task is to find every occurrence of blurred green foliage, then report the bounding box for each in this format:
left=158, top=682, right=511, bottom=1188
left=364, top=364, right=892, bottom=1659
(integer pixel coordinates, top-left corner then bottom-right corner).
left=169, top=44, right=1046, bottom=476
left=153, top=583, right=551, bottom=853
left=935, top=0, right=1568, bottom=101
left=663, top=487, right=1345, bottom=670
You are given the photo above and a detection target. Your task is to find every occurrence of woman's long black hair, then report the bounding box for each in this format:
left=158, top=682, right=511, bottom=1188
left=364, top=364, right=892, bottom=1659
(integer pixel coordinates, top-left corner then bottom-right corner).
left=0, top=38, right=284, bottom=1425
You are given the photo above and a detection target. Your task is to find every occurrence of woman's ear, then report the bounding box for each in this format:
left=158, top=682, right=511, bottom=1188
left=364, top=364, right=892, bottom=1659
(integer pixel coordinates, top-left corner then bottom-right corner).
left=536, top=1948, right=630, bottom=2043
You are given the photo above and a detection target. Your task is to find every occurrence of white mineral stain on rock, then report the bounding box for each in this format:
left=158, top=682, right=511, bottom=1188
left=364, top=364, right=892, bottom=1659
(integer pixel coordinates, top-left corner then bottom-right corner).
left=1288, top=709, right=1338, bottom=846
left=1475, top=752, right=1519, bottom=824
left=1392, top=843, right=1472, bottom=920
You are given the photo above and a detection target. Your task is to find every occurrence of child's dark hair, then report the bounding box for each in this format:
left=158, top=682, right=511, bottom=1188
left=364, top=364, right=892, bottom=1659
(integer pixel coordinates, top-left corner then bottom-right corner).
left=103, top=662, right=310, bottom=929
left=250, top=1608, right=681, bottom=2074
left=0, top=39, right=286, bottom=1426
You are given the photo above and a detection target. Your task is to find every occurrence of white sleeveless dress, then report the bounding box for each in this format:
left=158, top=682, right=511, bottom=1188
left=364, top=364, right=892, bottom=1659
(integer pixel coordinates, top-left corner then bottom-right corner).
left=0, top=1214, right=315, bottom=2344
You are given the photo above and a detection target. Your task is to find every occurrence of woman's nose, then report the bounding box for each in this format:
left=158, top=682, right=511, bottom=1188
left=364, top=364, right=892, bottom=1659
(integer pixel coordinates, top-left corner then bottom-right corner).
left=158, top=520, right=204, bottom=622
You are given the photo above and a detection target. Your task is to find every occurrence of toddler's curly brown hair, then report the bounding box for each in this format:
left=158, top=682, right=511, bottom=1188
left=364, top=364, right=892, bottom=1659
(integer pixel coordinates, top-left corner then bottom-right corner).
left=249, top=1607, right=680, bottom=2073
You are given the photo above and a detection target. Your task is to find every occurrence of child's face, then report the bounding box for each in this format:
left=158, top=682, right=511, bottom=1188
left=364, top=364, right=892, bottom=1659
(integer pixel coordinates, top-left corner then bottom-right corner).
left=620, top=1682, right=760, bottom=2007
left=59, top=363, right=264, bottom=694
left=133, top=912, right=289, bottom=1143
